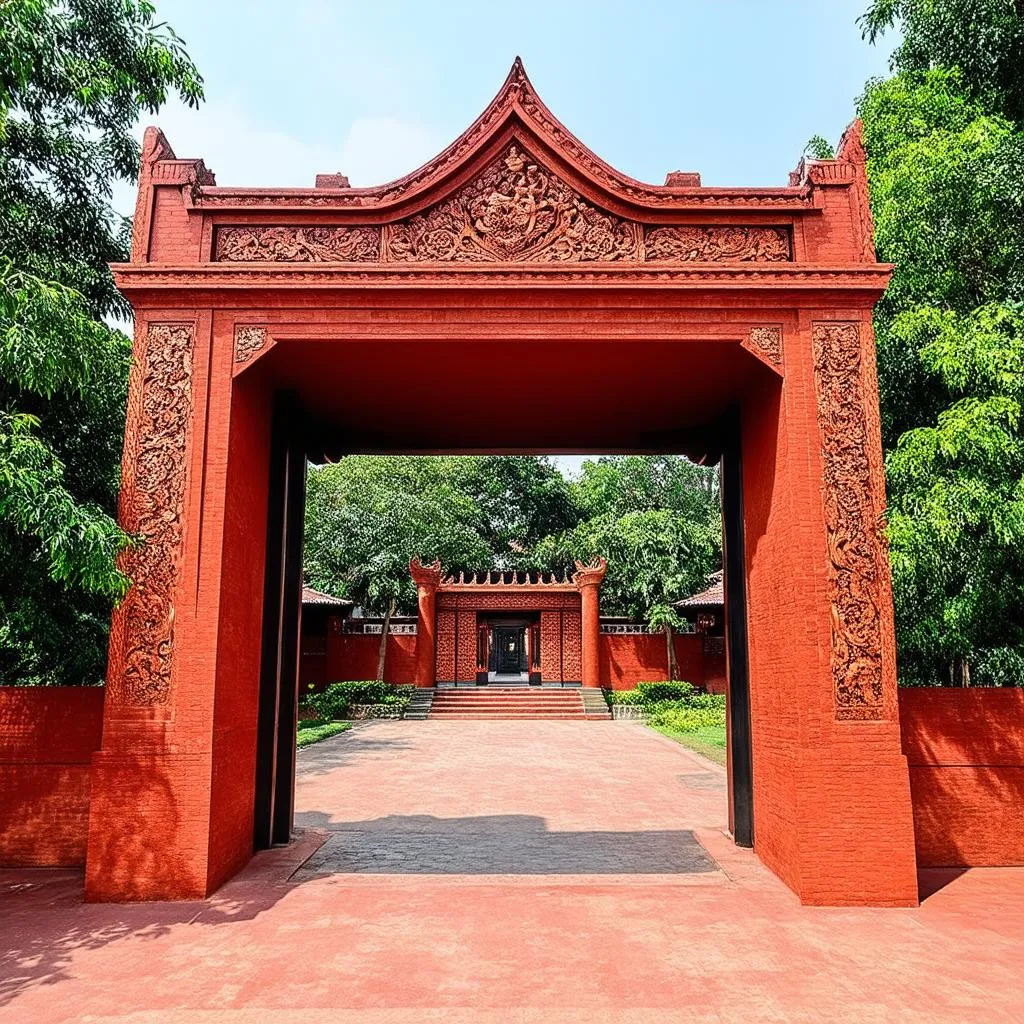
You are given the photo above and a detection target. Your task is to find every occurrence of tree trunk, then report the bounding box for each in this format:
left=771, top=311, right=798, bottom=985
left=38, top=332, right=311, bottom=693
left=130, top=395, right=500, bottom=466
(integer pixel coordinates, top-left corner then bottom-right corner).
left=949, top=656, right=971, bottom=687
left=376, top=598, right=395, bottom=681
left=665, top=624, right=679, bottom=681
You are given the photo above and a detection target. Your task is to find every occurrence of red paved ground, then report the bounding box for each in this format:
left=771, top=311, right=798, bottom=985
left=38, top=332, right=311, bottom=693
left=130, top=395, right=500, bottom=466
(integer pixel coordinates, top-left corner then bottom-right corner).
left=2, top=721, right=1023, bottom=1023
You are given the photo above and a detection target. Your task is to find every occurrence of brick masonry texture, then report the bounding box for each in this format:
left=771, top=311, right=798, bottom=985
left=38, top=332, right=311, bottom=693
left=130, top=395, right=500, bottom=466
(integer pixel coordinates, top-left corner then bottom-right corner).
left=0, top=688, right=103, bottom=866
left=899, top=688, right=1024, bottom=867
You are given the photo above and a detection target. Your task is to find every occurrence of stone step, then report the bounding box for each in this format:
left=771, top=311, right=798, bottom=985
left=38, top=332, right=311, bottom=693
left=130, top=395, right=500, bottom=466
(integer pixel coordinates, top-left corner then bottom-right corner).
left=427, top=714, right=589, bottom=720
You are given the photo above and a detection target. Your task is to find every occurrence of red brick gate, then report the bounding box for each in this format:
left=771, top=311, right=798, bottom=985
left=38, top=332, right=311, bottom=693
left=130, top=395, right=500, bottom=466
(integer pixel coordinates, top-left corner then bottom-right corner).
left=87, top=61, right=917, bottom=905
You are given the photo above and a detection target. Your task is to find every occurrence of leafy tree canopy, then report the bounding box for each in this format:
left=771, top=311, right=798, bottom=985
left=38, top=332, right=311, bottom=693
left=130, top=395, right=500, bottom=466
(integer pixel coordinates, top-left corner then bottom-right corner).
left=856, top=1, right=1024, bottom=684
left=861, top=0, right=1024, bottom=121
left=0, top=0, right=202, bottom=684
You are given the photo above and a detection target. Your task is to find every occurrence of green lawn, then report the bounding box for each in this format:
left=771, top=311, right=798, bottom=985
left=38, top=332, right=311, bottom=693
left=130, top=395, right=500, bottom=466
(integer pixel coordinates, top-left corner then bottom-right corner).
left=649, top=724, right=727, bottom=765
left=296, top=719, right=351, bottom=748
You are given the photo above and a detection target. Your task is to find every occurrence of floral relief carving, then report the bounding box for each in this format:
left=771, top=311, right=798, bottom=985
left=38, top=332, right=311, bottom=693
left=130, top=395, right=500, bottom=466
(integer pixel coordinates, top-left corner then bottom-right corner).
left=215, top=225, right=380, bottom=262
left=747, top=326, right=783, bottom=366
left=456, top=611, right=478, bottom=682
left=114, top=322, right=193, bottom=706
left=645, top=226, right=790, bottom=262
left=540, top=611, right=562, bottom=682
left=812, top=322, right=885, bottom=720
left=435, top=610, right=456, bottom=681
left=561, top=611, right=582, bottom=681
left=234, top=325, right=268, bottom=364
left=387, top=146, right=643, bottom=263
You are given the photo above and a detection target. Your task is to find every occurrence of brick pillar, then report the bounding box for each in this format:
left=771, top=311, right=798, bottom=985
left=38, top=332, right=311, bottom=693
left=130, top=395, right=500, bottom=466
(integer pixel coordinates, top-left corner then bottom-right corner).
left=740, top=312, right=918, bottom=906
left=574, top=558, right=606, bottom=688
left=409, top=558, right=442, bottom=688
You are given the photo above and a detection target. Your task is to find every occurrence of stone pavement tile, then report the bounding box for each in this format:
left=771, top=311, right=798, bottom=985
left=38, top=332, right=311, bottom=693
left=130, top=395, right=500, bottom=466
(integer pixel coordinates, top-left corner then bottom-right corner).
left=2, top=722, right=1024, bottom=1024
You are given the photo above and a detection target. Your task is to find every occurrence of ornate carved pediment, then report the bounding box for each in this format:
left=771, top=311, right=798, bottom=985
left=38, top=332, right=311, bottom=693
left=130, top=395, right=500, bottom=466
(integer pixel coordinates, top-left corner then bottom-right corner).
left=213, top=146, right=792, bottom=265
left=386, top=145, right=643, bottom=262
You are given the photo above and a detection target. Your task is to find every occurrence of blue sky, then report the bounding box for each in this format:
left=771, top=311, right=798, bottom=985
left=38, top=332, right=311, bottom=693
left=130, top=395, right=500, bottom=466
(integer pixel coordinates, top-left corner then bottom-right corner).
left=139, top=1, right=897, bottom=473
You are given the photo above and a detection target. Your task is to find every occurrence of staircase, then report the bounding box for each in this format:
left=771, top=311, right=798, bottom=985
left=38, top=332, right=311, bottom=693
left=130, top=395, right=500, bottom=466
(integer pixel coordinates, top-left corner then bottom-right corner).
left=427, top=687, right=611, bottom=720
left=404, top=688, right=435, bottom=720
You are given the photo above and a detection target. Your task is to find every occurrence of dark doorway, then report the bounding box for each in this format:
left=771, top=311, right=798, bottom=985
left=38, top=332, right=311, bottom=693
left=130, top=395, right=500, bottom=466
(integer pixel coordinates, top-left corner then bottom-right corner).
left=492, top=626, right=527, bottom=675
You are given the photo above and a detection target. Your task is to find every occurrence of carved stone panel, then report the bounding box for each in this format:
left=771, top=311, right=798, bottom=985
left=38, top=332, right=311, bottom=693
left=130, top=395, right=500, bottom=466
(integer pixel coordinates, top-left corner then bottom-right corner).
left=561, top=610, right=582, bottom=682
left=387, top=145, right=643, bottom=263
left=540, top=611, right=562, bottom=682
left=456, top=610, right=478, bottom=682
left=111, top=322, right=194, bottom=706
left=645, top=226, right=790, bottom=262
left=215, top=225, right=380, bottom=262
left=234, top=325, right=268, bottom=364
left=436, top=610, right=456, bottom=682
left=438, top=592, right=579, bottom=611
left=812, top=322, right=885, bottom=720
left=213, top=146, right=793, bottom=266
left=745, top=326, right=783, bottom=368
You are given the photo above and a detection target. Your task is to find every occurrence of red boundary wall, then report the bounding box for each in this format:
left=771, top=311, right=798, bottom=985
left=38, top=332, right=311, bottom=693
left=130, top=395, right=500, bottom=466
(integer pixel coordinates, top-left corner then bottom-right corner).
left=899, top=688, right=1024, bottom=867
left=301, top=632, right=725, bottom=692
left=0, top=687, right=104, bottom=866
left=300, top=634, right=417, bottom=690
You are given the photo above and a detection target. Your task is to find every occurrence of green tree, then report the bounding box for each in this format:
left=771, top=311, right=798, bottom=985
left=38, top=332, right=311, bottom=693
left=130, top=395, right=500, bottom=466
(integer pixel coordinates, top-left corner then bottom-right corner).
left=303, top=457, right=493, bottom=678
left=0, top=0, right=203, bottom=684
left=529, top=457, right=721, bottom=678
left=857, top=1, right=1024, bottom=683
left=450, top=456, right=578, bottom=562
left=861, top=0, right=1024, bottom=121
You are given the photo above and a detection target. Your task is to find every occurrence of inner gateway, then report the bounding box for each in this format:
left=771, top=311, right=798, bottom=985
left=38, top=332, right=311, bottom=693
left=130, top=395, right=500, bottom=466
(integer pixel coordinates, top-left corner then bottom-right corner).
left=485, top=617, right=535, bottom=683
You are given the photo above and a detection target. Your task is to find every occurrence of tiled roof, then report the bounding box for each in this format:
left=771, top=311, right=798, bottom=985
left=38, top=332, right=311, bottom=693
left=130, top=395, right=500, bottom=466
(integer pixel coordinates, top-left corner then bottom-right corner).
left=676, top=570, right=724, bottom=608
left=301, top=586, right=352, bottom=607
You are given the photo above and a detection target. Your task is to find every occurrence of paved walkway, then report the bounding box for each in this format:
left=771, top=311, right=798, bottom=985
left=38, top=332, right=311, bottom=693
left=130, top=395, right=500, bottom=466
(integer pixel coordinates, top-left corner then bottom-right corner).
left=1, top=721, right=1023, bottom=1023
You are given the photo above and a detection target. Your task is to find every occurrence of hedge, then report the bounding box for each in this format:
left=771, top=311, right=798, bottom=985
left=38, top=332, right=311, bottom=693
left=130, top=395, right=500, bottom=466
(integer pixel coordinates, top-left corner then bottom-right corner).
left=304, top=681, right=412, bottom=720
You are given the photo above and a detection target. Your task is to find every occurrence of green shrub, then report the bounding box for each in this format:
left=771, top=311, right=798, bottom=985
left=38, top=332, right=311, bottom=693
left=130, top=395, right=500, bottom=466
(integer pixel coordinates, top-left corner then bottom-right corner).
left=305, top=681, right=411, bottom=720
left=683, top=693, right=726, bottom=711
left=646, top=701, right=726, bottom=733
left=637, top=681, right=695, bottom=703
left=604, top=688, right=647, bottom=706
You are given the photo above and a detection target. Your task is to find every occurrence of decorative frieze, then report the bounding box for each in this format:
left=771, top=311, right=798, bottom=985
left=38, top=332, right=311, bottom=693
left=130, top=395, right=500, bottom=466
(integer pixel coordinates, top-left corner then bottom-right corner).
left=113, top=322, right=194, bottom=706
left=215, top=225, right=380, bottom=262
left=212, top=147, right=792, bottom=266
left=812, top=321, right=885, bottom=720
left=645, top=226, right=790, bottom=262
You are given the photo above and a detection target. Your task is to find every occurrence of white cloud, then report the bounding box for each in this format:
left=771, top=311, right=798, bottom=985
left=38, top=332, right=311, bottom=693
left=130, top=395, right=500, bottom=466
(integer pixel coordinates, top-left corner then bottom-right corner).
left=113, top=97, right=443, bottom=217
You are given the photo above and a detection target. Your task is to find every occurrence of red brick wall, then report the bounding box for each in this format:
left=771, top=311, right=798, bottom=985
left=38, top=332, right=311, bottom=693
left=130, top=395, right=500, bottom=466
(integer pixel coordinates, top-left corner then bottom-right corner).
left=899, top=688, right=1024, bottom=867
left=598, top=633, right=725, bottom=692
left=309, top=628, right=725, bottom=692
left=0, top=687, right=104, bottom=866
left=313, top=633, right=417, bottom=687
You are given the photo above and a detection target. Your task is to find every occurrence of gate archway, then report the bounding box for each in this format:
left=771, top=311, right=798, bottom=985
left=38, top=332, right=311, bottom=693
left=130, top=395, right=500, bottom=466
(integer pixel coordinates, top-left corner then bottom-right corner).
left=85, top=61, right=918, bottom=906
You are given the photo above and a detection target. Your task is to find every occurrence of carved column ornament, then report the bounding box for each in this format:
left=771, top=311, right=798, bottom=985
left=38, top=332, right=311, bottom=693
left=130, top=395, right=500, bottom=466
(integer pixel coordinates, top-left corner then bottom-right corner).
left=111, top=322, right=194, bottom=706
left=812, top=322, right=885, bottom=720
left=746, top=326, right=783, bottom=367
left=234, top=325, right=269, bottom=365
